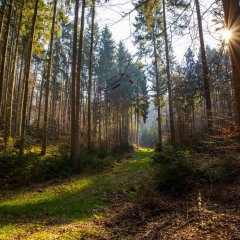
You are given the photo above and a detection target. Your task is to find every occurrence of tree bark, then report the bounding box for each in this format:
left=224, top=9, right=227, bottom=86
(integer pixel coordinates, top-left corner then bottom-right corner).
left=0, top=0, right=6, bottom=44
left=222, top=0, right=240, bottom=125
left=87, top=0, right=96, bottom=152
left=28, top=62, right=38, bottom=125
left=0, top=0, right=13, bottom=115
left=153, top=29, right=162, bottom=148
left=41, top=0, right=57, bottom=155
left=5, top=0, right=24, bottom=139
left=19, top=0, right=39, bottom=157
left=195, top=0, right=213, bottom=132
left=76, top=0, right=86, bottom=150
left=37, top=67, right=45, bottom=128
left=70, top=0, right=79, bottom=165
left=162, top=0, right=175, bottom=143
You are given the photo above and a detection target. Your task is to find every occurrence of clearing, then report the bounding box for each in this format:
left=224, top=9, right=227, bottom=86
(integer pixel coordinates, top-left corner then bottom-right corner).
left=0, top=149, right=239, bottom=240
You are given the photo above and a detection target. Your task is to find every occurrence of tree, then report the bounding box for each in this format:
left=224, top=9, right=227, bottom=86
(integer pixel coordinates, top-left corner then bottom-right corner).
left=0, top=0, right=14, bottom=114
left=96, top=26, right=116, bottom=148
left=5, top=0, right=24, bottom=141
left=222, top=0, right=240, bottom=125
left=76, top=0, right=86, bottom=150
left=195, top=0, right=213, bottom=132
left=162, top=0, right=175, bottom=143
left=19, top=0, right=39, bottom=157
left=41, top=0, right=57, bottom=155
left=87, top=0, right=96, bottom=152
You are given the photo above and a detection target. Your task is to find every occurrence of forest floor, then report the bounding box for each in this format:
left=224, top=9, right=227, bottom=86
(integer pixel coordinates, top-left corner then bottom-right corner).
left=0, top=149, right=239, bottom=240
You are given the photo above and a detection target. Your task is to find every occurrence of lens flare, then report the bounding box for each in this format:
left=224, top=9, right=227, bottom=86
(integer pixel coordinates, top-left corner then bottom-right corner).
left=222, top=29, right=232, bottom=42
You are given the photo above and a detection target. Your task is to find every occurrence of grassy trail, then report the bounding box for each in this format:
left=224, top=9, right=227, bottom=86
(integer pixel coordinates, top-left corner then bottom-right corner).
left=0, top=150, right=154, bottom=240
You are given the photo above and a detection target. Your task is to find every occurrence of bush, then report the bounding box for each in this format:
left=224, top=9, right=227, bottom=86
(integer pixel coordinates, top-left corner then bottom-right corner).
left=0, top=144, right=73, bottom=188
left=35, top=154, right=72, bottom=181
left=153, top=145, right=199, bottom=194
left=57, top=143, right=71, bottom=160
left=0, top=143, right=118, bottom=188
left=77, top=149, right=114, bottom=171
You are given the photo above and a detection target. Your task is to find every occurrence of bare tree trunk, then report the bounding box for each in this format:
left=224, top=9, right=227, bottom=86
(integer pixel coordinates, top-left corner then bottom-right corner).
left=87, top=0, right=95, bottom=152
left=0, top=0, right=6, bottom=43
left=0, top=0, right=6, bottom=51
left=195, top=0, right=213, bottom=132
left=16, top=46, right=25, bottom=137
left=70, top=0, right=79, bottom=165
left=222, top=0, right=240, bottom=125
left=19, top=0, right=39, bottom=157
left=136, top=111, right=140, bottom=147
left=162, top=0, right=175, bottom=143
left=76, top=0, right=86, bottom=150
left=0, top=0, right=13, bottom=115
left=37, top=67, right=45, bottom=128
left=41, top=0, right=57, bottom=155
left=28, top=63, right=38, bottom=125
left=153, top=29, right=162, bottom=148
left=5, top=0, right=24, bottom=139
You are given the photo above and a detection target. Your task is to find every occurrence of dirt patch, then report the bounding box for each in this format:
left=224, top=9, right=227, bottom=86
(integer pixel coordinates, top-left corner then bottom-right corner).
left=95, top=176, right=240, bottom=240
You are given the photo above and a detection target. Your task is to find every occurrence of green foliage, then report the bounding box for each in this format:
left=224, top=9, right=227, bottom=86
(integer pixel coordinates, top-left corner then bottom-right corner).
left=77, top=149, right=114, bottom=171
left=153, top=145, right=240, bottom=195
left=0, top=150, right=154, bottom=239
left=0, top=144, right=72, bottom=188
left=153, top=145, right=198, bottom=194
left=203, top=154, right=240, bottom=183
left=141, top=126, right=158, bottom=147
left=57, top=143, right=71, bottom=160
left=5, top=137, right=15, bottom=155
left=0, top=142, right=121, bottom=188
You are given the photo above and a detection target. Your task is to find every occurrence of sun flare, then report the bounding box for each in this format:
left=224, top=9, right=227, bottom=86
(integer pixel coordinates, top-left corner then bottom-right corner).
left=222, top=29, right=232, bottom=42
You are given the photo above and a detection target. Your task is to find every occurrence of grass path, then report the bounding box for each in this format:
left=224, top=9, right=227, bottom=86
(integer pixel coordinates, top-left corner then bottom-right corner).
left=0, top=150, right=154, bottom=240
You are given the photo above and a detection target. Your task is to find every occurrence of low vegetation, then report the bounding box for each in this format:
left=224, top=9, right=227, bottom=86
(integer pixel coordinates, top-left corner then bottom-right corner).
left=153, top=144, right=240, bottom=195
left=0, top=143, right=130, bottom=189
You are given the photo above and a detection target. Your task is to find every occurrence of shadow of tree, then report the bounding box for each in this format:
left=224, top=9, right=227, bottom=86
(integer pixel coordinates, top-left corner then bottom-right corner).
left=0, top=173, right=111, bottom=227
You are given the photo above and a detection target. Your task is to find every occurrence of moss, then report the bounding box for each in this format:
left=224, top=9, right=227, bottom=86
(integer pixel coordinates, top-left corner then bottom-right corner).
left=0, top=149, right=154, bottom=239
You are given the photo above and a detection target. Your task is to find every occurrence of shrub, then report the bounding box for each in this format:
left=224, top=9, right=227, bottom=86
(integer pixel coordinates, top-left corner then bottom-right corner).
left=77, top=149, right=115, bottom=171
left=57, top=143, right=71, bottom=160
left=153, top=145, right=199, bottom=194
left=90, top=155, right=114, bottom=170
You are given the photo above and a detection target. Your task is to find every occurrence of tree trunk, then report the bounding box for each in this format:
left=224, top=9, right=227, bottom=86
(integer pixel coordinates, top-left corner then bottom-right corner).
left=70, top=0, right=79, bottom=165
left=0, top=0, right=13, bottom=114
left=153, top=29, right=162, bottom=148
left=16, top=46, right=25, bottom=137
left=76, top=0, right=86, bottom=150
left=19, top=0, right=39, bottom=157
left=28, top=62, right=38, bottom=125
left=162, top=0, right=175, bottom=143
left=195, top=0, right=213, bottom=132
left=37, top=67, right=45, bottom=128
left=0, top=0, right=6, bottom=43
left=41, top=0, right=57, bottom=155
left=222, top=0, right=240, bottom=125
left=5, top=0, right=24, bottom=139
left=87, top=0, right=95, bottom=152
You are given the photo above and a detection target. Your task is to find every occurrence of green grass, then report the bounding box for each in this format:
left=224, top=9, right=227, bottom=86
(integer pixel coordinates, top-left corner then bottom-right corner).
left=0, top=149, right=154, bottom=240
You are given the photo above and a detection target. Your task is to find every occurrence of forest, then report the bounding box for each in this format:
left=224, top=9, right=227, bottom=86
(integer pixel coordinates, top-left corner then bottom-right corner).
left=0, top=0, right=239, bottom=239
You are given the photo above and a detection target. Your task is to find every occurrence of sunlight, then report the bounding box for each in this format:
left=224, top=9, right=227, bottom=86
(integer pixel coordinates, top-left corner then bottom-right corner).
left=222, top=29, right=232, bottom=42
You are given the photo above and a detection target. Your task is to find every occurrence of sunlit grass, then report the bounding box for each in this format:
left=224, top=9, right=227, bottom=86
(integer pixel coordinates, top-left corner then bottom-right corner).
left=0, top=150, right=154, bottom=240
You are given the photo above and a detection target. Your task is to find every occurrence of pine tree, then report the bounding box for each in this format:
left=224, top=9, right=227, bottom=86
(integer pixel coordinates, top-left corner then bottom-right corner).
left=19, top=0, right=39, bottom=156
left=41, top=0, right=57, bottom=155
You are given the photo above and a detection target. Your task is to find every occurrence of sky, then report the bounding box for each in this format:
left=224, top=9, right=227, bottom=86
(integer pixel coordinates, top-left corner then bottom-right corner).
left=96, top=0, right=224, bottom=63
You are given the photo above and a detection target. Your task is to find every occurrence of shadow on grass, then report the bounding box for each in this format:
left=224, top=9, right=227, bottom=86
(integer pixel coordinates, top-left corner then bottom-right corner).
left=0, top=150, right=154, bottom=228
left=0, top=173, right=114, bottom=227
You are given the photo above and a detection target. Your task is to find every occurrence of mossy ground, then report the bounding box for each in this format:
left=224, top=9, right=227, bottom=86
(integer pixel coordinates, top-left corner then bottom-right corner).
left=0, top=149, right=155, bottom=240
left=1, top=148, right=239, bottom=240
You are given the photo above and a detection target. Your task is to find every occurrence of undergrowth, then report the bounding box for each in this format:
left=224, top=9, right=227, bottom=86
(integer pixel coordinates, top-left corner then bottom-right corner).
left=153, top=145, right=240, bottom=195
left=0, top=143, right=122, bottom=189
